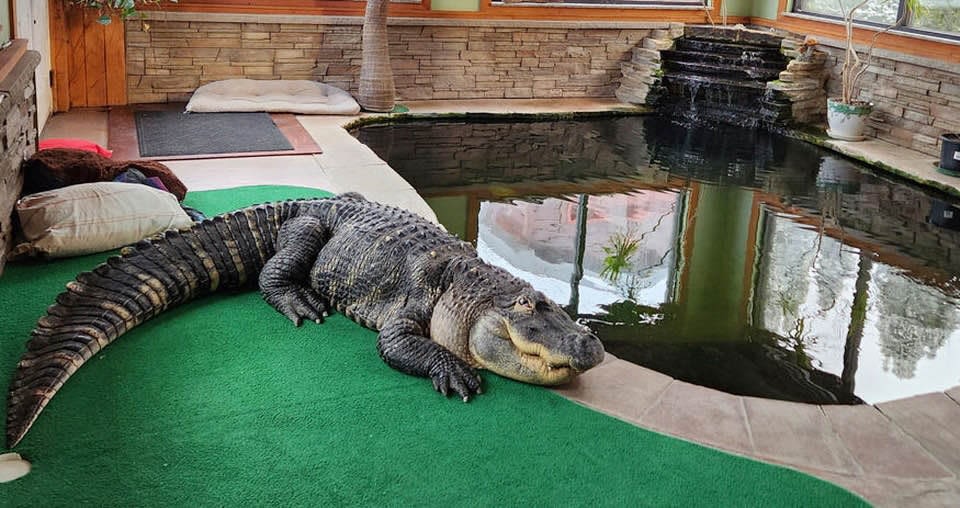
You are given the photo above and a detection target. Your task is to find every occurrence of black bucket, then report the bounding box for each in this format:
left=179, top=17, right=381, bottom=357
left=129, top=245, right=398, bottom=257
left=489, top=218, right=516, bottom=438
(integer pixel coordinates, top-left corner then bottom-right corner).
left=940, top=133, right=960, bottom=176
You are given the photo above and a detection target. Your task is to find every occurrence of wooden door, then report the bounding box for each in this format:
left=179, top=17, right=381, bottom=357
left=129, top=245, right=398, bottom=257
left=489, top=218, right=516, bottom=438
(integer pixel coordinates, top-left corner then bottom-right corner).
left=49, top=0, right=127, bottom=111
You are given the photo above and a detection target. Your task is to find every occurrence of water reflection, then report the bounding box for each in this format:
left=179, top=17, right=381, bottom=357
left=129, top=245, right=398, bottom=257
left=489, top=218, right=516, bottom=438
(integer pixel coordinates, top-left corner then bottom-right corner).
left=354, top=116, right=960, bottom=404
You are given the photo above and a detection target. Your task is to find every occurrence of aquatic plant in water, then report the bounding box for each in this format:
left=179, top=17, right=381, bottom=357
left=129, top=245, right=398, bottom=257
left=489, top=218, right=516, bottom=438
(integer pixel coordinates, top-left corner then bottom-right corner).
left=600, top=229, right=640, bottom=283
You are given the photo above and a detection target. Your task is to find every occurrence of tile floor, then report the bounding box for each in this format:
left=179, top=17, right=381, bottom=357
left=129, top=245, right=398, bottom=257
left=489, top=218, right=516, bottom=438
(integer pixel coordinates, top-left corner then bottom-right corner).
left=38, top=100, right=960, bottom=507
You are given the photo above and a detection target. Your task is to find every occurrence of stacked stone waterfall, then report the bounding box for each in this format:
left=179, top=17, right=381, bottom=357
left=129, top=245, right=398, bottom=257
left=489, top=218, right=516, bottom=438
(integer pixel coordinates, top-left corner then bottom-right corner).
left=768, top=37, right=830, bottom=124
left=615, top=23, right=684, bottom=105
left=617, top=25, right=829, bottom=129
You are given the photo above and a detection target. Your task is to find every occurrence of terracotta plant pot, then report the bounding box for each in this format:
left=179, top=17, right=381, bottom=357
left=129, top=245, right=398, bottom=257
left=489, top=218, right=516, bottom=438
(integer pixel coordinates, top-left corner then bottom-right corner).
left=826, top=98, right=873, bottom=141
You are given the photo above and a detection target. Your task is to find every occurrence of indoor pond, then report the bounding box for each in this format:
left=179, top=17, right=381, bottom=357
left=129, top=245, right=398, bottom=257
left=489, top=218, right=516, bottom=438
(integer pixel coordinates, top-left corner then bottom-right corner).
left=354, top=116, right=960, bottom=405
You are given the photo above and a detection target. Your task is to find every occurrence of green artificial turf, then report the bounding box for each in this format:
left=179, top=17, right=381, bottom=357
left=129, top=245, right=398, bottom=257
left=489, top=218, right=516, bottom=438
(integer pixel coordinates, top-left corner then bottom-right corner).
left=1, top=186, right=867, bottom=507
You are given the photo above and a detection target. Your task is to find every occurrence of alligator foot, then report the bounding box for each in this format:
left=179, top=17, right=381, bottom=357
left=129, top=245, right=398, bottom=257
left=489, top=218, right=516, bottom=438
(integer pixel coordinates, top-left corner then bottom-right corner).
left=270, top=286, right=330, bottom=327
left=377, top=317, right=483, bottom=401
left=430, top=359, right=483, bottom=402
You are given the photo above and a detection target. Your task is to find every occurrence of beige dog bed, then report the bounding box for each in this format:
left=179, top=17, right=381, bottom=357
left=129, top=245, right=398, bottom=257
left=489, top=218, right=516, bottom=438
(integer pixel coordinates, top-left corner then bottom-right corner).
left=185, top=79, right=361, bottom=115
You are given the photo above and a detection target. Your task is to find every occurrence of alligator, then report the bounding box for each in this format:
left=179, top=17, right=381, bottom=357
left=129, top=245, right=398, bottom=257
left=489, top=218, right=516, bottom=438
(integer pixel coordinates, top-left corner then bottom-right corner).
left=6, top=193, right=605, bottom=448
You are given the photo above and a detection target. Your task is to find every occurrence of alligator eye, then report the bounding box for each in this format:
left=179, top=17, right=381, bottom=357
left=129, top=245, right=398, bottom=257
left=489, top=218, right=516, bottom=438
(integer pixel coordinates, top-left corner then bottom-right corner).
left=514, top=295, right=534, bottom=311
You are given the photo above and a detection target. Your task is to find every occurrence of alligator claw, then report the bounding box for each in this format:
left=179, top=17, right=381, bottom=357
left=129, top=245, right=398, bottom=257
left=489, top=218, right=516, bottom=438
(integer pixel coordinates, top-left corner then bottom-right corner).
left=274, top=287, right=329, bottom=327
left=430, top=362, right=482, bottom=402
left=433, top=377, right=448, bottom=396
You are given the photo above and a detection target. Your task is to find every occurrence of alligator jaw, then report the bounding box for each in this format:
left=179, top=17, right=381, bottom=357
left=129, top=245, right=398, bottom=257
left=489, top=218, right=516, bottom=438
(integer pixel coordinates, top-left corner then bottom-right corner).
left=467, top=304, right=604, bottom=386
left=518, top=353, right=574, bottom=384
left=511, top=335, right=577, bottom=385
left=496, top=322, right=585, bottom=385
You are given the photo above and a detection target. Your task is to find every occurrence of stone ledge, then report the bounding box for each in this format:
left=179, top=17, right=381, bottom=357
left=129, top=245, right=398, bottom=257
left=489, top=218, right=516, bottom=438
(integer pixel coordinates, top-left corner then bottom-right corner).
left=807, top=132, right=960, bottom=198
left=0, top=40, right=28, bottom=85
left=684, top=24, right=784, bottom=47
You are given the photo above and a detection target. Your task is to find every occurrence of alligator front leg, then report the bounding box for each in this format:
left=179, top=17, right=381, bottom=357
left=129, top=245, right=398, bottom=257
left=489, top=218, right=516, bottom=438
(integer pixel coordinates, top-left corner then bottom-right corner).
left=260, top=215, right=330, bottom=326
left=377, top=318, right=482, bottom=401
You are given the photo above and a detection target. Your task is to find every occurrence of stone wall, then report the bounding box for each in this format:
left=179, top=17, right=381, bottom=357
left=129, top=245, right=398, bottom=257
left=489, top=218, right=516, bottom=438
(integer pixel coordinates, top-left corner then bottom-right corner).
left=768, top=37, right=829, bottom=125
left=127, top=15, right=655, bottom=103
left=615, top=25, right=682, bottom=105
left=818, top=39, right=960, bottom=158
left=0, top=48, right=41, bottom=276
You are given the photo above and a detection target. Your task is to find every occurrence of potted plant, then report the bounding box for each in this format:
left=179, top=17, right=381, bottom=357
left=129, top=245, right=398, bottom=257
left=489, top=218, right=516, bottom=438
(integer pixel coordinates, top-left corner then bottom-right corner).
left=827, top=0, right=923, bottom=141
left=69, top=0, right=177, bottom=25
left=939, top=133, right=960, bottom=176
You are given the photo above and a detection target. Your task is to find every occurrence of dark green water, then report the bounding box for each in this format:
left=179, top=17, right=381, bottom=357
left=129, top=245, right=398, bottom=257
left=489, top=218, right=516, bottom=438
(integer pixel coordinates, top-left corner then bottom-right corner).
left=354, top=115, right=960, bottom=405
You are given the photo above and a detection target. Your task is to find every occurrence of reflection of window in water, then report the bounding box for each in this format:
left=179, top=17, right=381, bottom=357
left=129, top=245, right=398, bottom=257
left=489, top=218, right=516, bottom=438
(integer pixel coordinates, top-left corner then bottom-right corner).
left=755, top=208, right=960, bottom=403
left=754, top=209, right=860, bottom=375
left=476, top=190, right=683, bottom=314
left=871, top=265, right=958, bottom=379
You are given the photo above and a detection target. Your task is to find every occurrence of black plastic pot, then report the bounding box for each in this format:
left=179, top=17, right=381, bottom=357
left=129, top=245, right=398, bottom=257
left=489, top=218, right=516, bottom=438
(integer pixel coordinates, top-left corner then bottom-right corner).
left=928, top=199, right=960, bottom=231
left=940, top=133, right=960, bottom=176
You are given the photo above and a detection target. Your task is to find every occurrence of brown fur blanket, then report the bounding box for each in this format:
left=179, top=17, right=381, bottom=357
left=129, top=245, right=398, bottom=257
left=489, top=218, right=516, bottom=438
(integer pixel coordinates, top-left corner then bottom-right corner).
left=22, top=149, right=188, bottom=201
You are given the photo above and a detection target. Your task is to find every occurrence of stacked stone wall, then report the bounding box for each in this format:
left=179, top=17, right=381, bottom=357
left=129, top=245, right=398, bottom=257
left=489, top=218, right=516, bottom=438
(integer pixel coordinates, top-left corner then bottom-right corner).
left=818, top=40, right=960, bottom=158
left=126, top=17, right=653, bottom=103
left=768, top=37, right=829, bottom=124
left=0, top=49, right=41, bottom=276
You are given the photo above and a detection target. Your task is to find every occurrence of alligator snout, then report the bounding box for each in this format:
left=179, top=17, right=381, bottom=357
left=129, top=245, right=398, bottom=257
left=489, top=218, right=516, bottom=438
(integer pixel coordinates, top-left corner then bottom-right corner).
left=568, top=331, right=605, bottom=372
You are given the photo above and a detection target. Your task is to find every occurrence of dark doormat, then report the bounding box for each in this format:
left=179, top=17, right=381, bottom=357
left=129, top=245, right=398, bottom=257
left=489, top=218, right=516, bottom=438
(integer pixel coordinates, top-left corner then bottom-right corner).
left=135, top=111, right=294, bottom=157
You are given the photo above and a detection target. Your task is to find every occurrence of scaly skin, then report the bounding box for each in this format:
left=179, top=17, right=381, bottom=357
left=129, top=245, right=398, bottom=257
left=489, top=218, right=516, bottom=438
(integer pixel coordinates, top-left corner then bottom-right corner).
left=6, top=193, right=604, bottom=448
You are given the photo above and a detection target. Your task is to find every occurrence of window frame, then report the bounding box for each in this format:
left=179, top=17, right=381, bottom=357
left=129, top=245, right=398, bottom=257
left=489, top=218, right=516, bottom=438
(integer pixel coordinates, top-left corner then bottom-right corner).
left=793, top=0, right=960, bottom=42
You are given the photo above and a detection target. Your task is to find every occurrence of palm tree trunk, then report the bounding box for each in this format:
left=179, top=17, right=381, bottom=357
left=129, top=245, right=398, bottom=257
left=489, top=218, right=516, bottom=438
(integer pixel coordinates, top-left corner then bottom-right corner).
left=358, top=0, right=396, bottom=112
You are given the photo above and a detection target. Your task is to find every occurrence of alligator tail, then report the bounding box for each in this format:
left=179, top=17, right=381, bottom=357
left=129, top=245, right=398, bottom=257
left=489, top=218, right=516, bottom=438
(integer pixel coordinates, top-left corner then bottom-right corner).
left=5, top=199, right=310, bottom=448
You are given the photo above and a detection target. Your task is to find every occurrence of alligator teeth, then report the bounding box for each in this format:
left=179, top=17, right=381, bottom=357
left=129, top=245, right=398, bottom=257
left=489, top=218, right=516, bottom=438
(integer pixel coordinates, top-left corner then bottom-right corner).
left=520, top=351, right=571, bottom=372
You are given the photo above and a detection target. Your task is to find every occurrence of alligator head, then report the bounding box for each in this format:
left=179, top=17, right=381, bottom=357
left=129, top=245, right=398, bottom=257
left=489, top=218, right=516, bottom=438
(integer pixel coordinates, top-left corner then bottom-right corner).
left=432, top=260, right=605, bottom=386
left=469, top=289, right=605, bottom=385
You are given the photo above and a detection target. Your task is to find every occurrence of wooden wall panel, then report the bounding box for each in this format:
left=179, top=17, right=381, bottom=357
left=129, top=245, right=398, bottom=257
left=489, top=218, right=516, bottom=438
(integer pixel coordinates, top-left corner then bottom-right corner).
left=48, top=0, right=70, bottom=112
left=66, top=2, right=87, bottom=109
left=82, top=8, right=108, bottom=106
left=103, top=16, right=127, bottom=105
left=50, top=0, right=127, bottom=110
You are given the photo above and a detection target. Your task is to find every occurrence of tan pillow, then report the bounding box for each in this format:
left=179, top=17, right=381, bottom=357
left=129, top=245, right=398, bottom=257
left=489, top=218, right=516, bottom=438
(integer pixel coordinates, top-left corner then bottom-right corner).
left=13, top=182, right=193, bottom=259
left=185, top=79, right=361, bottom=115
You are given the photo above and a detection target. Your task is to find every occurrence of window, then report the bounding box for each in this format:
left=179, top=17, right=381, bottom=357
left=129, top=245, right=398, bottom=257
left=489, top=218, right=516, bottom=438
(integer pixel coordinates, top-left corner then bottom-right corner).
left=795, top=0, right=960, bottom=38
left=910, top=0, right=960, bottom=33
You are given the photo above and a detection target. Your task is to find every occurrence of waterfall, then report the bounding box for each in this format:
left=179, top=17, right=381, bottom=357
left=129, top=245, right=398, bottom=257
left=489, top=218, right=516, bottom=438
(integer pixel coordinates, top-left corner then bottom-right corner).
left=650, top=26, right=791, bottom=129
